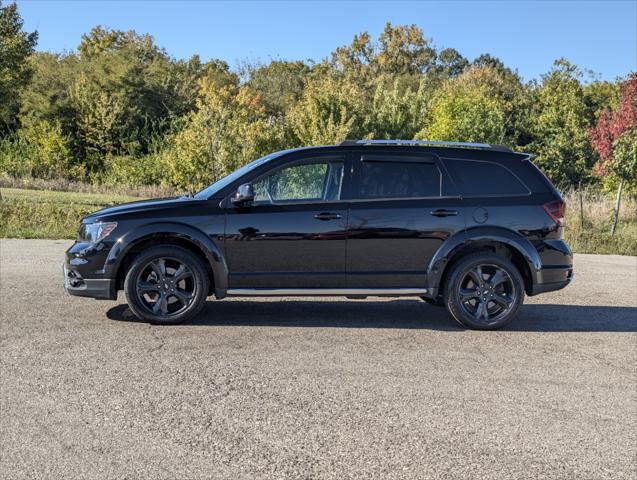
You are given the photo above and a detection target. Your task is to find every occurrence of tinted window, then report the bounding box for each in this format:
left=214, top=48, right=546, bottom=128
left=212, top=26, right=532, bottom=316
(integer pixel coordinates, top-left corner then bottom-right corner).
left=355, top=161, right=441, bottom=199
left=253, top=161, right=343, bottom=203
left=194, top=150, right=286, bottom=199
left=445, top=159, right=529, bottom=196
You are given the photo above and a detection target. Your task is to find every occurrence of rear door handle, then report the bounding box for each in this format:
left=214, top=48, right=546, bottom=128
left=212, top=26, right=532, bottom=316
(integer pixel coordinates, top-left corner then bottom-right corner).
left=430, top=209, right=459, bottom=217
left=314, top=212, right=342, bottom=221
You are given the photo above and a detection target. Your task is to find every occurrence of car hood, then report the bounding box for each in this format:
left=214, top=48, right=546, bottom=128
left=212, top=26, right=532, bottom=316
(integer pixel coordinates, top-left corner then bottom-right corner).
left=84, top=196, right=196, bottom=221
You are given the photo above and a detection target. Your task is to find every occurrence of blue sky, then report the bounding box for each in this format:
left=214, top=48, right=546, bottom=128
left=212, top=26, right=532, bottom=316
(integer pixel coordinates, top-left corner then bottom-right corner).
left=17, top=0, right=637, bottom=82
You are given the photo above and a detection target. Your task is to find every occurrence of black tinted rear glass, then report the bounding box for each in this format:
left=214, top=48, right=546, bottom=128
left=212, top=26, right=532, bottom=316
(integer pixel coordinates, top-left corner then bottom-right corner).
left=355, top=161, right=441, bottom=199
left=445, top=159, right=529, bottom=196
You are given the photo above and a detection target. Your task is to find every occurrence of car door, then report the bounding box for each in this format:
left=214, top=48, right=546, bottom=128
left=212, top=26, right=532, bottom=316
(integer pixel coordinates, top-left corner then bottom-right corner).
left=224, top=153, right=349, bottom=289
left=346, top=151, right=465, bottom=288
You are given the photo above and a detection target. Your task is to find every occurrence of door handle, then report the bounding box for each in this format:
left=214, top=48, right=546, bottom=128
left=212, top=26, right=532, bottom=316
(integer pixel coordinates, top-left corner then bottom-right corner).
left=430, top=209, right=459, bottom=217
left=314, top=212, right=342, bottom=221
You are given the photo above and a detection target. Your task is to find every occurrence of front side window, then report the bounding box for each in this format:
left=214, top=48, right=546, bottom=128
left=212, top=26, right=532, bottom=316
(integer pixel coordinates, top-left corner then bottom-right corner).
left=253, top=160, right=344, bottom=203
left=354, top=161, right=441, bottom=199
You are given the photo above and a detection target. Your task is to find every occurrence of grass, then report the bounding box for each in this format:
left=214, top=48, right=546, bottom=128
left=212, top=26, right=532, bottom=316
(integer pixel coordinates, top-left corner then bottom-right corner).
left=0, top=188, right=144, bottom=239
left=565, top=221, right=637, bottom=255
left=563, top=189, right=637, bottom=256
left=0, top=176, right=175, bottom=198
left=1, top=186, right=636, bottom=255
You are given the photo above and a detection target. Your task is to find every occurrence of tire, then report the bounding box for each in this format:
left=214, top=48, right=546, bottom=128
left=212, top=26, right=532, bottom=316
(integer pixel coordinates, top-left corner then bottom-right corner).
left=124, top=246, right=209, bottom=325
left=444, top=252, right=524, bottom=330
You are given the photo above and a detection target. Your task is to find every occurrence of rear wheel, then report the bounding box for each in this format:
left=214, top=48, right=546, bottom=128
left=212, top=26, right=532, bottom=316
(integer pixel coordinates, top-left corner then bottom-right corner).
left=444, top=253, right=524, bottom=330
left=124, top=246, right=209, bottom=325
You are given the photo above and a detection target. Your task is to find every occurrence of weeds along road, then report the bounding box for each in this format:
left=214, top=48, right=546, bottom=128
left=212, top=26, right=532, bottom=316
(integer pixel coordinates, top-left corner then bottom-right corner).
left=1, top=239, right=636, bottom=480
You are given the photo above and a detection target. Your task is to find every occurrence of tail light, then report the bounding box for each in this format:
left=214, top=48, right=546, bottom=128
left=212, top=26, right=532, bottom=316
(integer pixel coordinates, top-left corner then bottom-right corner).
left=543, top=200, right=566, bottom=227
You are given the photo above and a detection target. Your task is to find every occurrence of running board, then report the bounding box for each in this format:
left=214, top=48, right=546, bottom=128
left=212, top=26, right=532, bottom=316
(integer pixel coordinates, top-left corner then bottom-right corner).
left=226, top=288, right=428, bottom=297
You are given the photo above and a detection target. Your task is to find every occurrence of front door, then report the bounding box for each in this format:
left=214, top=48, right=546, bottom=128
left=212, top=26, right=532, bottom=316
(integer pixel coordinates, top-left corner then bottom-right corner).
left=346, top=151, right=465, bottom=288
left=224, top=154, right=349, bottom=289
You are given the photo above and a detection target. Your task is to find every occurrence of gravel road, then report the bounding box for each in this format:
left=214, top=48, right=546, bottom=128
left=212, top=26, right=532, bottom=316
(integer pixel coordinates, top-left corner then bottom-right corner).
left=1, top=239, right=635, bottom=479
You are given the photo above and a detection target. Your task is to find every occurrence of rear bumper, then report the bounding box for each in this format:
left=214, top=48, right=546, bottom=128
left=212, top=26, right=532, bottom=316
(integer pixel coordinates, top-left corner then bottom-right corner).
left=529, top=265, right=573, bottom=295
left=527, top=238, right=573, bottom=295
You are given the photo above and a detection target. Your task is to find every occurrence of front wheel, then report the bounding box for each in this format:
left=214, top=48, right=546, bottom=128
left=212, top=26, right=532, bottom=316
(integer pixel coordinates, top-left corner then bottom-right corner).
left=444, top=253, right=524, bottom=330
left=124, top=246, right=209, bottom=325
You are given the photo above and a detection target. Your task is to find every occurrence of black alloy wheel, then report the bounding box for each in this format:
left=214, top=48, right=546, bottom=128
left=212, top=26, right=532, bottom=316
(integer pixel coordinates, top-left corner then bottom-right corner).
left=135, top=257, right=196, bottom=317
left=445, top=253, right=524, bottom=330
left=124, top=246, right=209, bottom=324
left=457, top=264, right=516, bottom=324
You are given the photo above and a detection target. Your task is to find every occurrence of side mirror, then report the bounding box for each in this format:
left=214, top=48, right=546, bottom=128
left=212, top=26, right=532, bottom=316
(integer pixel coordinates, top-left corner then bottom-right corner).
left=231, top=183, right=255, bottom=205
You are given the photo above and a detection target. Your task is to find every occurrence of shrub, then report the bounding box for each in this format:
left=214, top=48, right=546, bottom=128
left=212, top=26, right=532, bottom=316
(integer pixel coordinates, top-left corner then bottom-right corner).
left=92, top=153, right=169, bottom=187
left=18, top=119, right=76, bottom=179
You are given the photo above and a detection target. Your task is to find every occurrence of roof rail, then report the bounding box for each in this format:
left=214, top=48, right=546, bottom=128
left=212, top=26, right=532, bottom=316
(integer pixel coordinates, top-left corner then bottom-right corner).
left=338, top=139, right=513, bottom=153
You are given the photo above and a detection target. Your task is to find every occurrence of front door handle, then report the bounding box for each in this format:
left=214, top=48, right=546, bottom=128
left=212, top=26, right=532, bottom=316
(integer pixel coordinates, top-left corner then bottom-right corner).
left=314, top=212, right=342, bottom=221
left=430, top=209, right=459, bottom=217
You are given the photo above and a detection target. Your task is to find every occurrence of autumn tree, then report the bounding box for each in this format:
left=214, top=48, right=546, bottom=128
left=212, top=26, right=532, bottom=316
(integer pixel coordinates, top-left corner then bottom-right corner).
left=590, top=73, right=637, bottom=234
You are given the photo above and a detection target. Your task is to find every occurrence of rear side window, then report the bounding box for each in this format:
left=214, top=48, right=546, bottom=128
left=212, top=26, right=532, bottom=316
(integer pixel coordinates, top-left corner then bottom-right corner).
left=444, top=159, right=530, bottom=196
left=355, top=161, right=441, bottom=199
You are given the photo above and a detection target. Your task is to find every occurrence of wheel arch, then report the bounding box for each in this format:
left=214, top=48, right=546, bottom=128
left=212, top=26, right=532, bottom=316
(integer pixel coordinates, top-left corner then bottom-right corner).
left=106, top=223, right=228, bottom=298
left=427, top=227, right=542, bottom=297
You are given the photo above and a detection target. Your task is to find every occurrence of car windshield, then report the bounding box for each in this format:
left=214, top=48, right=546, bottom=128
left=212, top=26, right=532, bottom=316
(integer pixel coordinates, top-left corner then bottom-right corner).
left=193, top=150, right=289, bottom=199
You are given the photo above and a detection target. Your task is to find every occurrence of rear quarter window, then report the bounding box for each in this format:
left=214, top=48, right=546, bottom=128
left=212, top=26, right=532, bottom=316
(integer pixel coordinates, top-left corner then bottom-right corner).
left=444, top=158, right=530, bottom=196
left=355, top=161, right=442, bottom=199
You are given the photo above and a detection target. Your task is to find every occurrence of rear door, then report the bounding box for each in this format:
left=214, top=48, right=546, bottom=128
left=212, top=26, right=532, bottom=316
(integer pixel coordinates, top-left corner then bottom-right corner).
left=346, top=151, right=465, bottom=288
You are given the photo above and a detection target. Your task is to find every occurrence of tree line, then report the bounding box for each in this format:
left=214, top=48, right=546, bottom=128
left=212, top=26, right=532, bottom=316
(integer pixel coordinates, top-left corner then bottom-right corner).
left=1, top=1, right=635, bottom=194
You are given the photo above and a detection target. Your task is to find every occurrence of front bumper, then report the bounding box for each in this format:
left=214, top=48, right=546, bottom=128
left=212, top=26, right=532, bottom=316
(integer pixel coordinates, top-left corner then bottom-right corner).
left=63, top=263, right=114, bottom=299
left=63, top=240, right=117, bottom=300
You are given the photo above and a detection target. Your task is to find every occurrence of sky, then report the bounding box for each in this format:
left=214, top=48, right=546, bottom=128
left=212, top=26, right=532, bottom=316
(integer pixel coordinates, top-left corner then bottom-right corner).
left=16, top=0, right=637, bottom=82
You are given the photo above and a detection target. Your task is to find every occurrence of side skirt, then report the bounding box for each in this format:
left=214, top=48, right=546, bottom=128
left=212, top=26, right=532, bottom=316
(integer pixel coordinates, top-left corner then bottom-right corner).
left=225, top=288, right=429, bottom=297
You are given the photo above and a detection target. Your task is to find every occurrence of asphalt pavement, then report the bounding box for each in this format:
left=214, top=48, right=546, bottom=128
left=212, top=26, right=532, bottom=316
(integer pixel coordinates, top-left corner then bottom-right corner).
left=1, top=239, right=635, bottom=479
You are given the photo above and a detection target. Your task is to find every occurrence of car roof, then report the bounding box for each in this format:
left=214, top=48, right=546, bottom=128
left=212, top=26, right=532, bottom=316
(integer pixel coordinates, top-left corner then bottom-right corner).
left=278, top=142, right=530, bottom=162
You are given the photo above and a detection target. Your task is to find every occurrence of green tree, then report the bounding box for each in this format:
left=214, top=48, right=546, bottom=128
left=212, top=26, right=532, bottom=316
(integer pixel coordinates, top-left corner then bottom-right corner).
left=18, top=118, right=74, bottom=178
left=472, top=54, right=515, bottom=77
left=0, top=0, right=37, bottom=130
left=583, top=80, right=621, bottom=121
left=331, top=22, right=437, bottom=87
left=368, top=79, right=421, bottom=139
left=245, top=60, right=310, bottom=116
left=527, top=59, right=594, bottom=187
left=165, top=78, right=280, bottom=190
left=19, top=52, right=78, bottom=131
left=434, top=48, right=469, bottom=78
left=419, top=67, right=509, bottom=144
left=69, top=72, right=125, bottom=173
left=288, top=75, right=368, bottom=145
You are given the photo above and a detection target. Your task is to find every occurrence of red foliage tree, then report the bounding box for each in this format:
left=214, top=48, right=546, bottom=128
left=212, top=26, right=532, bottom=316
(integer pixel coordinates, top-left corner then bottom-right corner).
left=589, top=72, right=637, bottom=235
left=590, top=73, right=637, bottom=176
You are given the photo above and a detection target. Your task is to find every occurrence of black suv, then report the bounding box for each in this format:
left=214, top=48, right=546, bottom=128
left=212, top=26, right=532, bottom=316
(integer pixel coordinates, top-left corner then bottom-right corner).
left=64, top=140, right=573, bottom=329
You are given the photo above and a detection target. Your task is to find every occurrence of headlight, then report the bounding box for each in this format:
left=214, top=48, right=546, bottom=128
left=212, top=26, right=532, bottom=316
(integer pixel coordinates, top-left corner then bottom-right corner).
left=79, top=221, right=118, bottom=243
